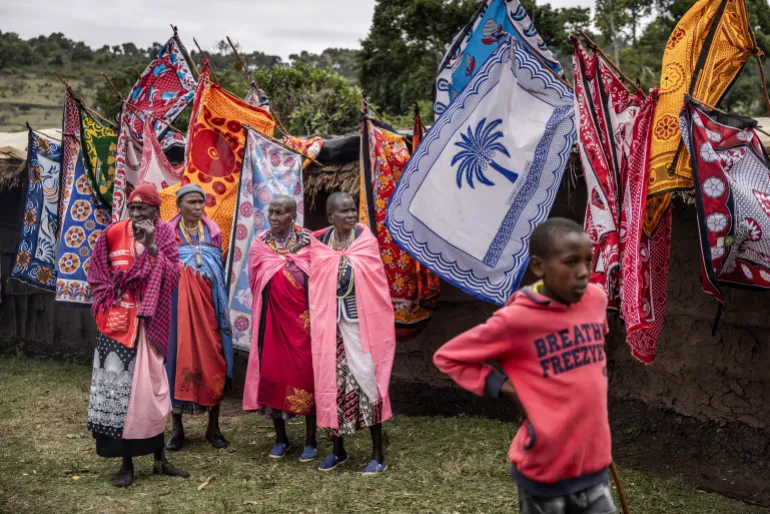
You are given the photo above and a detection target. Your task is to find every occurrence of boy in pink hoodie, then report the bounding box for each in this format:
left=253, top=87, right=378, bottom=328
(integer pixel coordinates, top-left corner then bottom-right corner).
left=434, top=218, right=616, bottom=513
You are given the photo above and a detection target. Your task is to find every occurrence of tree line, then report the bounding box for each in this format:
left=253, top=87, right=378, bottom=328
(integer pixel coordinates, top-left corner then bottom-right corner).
left=1, top=0, right=768, bottom=136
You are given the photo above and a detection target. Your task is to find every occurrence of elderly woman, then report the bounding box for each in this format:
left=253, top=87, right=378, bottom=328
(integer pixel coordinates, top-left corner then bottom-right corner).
left=165, top=184, right=233, bottom=451
left=87, top=182, right=188, bottom=487
left=244, top=196, right=317, bottom=462
left=309, top=192, right=396, bottom=474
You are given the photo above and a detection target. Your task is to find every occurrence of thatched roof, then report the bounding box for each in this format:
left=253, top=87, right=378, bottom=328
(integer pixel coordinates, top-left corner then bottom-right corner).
left=0, top=156, right=26, bottom=190
left=303, top=160, right=359, bottom=209
left=0, top=128, right=61, bottom=189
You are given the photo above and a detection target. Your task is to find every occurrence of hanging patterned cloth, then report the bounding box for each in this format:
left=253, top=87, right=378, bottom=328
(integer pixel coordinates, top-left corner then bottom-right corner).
left=159, top=63, right=275, bottom=251
left=226, top=128, right=304, bottom=352
left=572, top=39, right=643, bottom=308
left=434, top=0, right=561, bottom=117
left=618, top=90, right=672, bottom=363
left=283, top=135, right=324, bottom=170
left=681, top=98, right=770, bottom=329
left=78, top=105, right=117, bottom=207
left=644, top=0, right=756, bottom=235
left=112, top=34, right=197, bottom=222
left=10, top=127, right=62, bottom=291
left=387, top=36, right=575, bottom=306
left=137, top=118, right=184, bottom=190
left=56, top=92, right=111, bottom=305
left=360, top=117, right=431, bottom=330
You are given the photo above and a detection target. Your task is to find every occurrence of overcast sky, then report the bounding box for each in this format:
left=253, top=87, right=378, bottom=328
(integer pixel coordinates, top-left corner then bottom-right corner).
left=1, top=0, right=585, bottom=60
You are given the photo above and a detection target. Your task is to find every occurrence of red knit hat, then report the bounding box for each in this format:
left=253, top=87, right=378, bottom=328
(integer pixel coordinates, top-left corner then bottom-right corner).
left=127, top=181, right=161, bottom=207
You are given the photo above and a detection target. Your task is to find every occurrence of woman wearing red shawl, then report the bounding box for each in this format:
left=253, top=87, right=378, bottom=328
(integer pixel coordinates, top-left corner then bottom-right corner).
left=244, top=196, right=318, bottom=462
left=87, top=182, right=189, bottom=487
left=165, top=184, right=233, bottom=452
left=310, top=192, right=396, bottom=475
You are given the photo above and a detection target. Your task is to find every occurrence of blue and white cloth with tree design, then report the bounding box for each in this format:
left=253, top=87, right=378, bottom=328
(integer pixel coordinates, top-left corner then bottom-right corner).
left=387, top=36, right=575, bottom=306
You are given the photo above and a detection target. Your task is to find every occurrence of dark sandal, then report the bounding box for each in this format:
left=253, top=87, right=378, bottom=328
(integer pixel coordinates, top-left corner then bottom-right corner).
left=165, top=433, right=185, bottom=451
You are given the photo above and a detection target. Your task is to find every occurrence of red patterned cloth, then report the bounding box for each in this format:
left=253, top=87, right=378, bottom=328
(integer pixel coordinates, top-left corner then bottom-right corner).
left=619, top=90, right=672, bottom=363
left=88, top=218, right=180, bottom=357
left=572, top=40, right=643, bottom=309
left=360, top=120, right=431, bottom=327
left=112, top=35, right=197, bottom=222
left=682, top=99, right=770, bottom=328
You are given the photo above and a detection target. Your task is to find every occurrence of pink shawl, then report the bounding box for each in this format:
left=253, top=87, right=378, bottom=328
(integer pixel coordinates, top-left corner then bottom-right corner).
left=309, top=224, right=396, bottom=429
left=167, top=214, right=222, bottom=248
left=242, top=232, right=311, bottom=411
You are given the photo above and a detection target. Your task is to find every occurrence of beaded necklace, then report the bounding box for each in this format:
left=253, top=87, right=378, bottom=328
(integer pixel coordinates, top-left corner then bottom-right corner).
left=180, top=220, right=204, bottom=267
left=330, top=228, right=355, bottom=299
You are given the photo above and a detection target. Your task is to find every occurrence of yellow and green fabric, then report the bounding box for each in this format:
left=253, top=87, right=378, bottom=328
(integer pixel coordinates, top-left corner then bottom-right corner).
left=79, top=106, right=117, bottom=208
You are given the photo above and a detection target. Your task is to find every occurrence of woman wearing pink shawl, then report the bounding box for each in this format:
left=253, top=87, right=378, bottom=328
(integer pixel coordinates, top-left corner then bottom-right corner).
left=310, top=192, right=396, bottom=475
left=244, top=196, right=318, bottom=463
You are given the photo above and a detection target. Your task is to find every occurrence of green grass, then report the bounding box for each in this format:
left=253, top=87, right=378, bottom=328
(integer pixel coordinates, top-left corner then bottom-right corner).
left=0, top=74, right=99, bottom=132
left=0, top=357, right=762, bottom=514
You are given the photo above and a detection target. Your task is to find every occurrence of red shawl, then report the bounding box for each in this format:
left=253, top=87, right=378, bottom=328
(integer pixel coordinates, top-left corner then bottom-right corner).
left=88, top=217, right=180, bottom=358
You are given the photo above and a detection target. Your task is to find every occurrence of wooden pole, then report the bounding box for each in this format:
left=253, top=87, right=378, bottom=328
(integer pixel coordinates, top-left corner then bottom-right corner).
left=226, top=36, right=253, bottom=86
left=55, top=72, right=117, bottom=128
left=756, top=53, right=770, bottom=119
left=242, top=123, right=323, bottom=167
left=192, top=38, right=214, bottom=80
left=578, top=29, right=645, bottom=97
left=688, top=95, right=770, bottom=139
left=610, top=462, right=631, bottom=514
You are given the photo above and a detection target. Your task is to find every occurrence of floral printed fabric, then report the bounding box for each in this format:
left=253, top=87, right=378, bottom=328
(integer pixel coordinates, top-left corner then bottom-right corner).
left=283, top=135, right=324, bottom=170
left=112, top=35, right=197, bottom=222
left=682, top=99, right=770, bottom=327
left=159, top=63, right=275, bottom=251
left=226, top=128, right=303, bottom=352
left=79, top=106, right=117, bottom=207
left=56, top=122, right=111, bottom=304
left=11, top=129, right=62, bottom=291
left=361, top=120, right=431, bottom=327
left=644, top=0, right=755, bottom=235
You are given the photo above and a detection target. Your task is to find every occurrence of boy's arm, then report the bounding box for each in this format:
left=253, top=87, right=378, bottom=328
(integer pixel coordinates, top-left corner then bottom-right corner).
left=433, top=311, right=516, bottom=398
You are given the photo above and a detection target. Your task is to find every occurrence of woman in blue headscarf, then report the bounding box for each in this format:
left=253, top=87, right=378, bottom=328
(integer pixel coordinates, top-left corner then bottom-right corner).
left=164, top=183, right=233, bottom=451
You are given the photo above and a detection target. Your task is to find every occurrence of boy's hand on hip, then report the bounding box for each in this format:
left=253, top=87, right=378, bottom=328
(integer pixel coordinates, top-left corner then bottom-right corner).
left=501, top=380, right=526, bottom=415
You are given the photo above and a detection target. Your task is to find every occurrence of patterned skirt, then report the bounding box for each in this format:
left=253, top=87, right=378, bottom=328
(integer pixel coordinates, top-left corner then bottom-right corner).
left=330, top=324, right=383, bottom=437
left=87, top=331, right=164, bottom=458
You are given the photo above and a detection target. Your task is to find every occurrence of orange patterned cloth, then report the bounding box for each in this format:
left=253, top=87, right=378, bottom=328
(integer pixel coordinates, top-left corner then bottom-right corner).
left=361, top=119, right=431, bottom=327
left=644, top=0, right=756, bottom=235
left=160, top=63, right=274, bottom=249
left=283, top=135, right=324, bottom=169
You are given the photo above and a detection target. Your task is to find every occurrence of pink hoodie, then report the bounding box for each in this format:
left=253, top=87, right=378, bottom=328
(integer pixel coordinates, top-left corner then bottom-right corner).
left=433, top=283, right=611, bottom=497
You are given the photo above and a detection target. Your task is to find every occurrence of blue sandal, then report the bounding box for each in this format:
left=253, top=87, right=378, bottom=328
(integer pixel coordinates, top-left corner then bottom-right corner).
left=269, top=442, right=290, bottom=459
left=318, top=453, right=348, bottom=471
left=362, top=460, right=388, bottom=475
left=299, top=446, right=318, bottom=462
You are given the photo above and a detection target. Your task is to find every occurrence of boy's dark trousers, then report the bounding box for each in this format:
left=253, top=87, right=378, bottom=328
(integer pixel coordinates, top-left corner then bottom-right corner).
left=518, top=480, right=617, bottom=514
